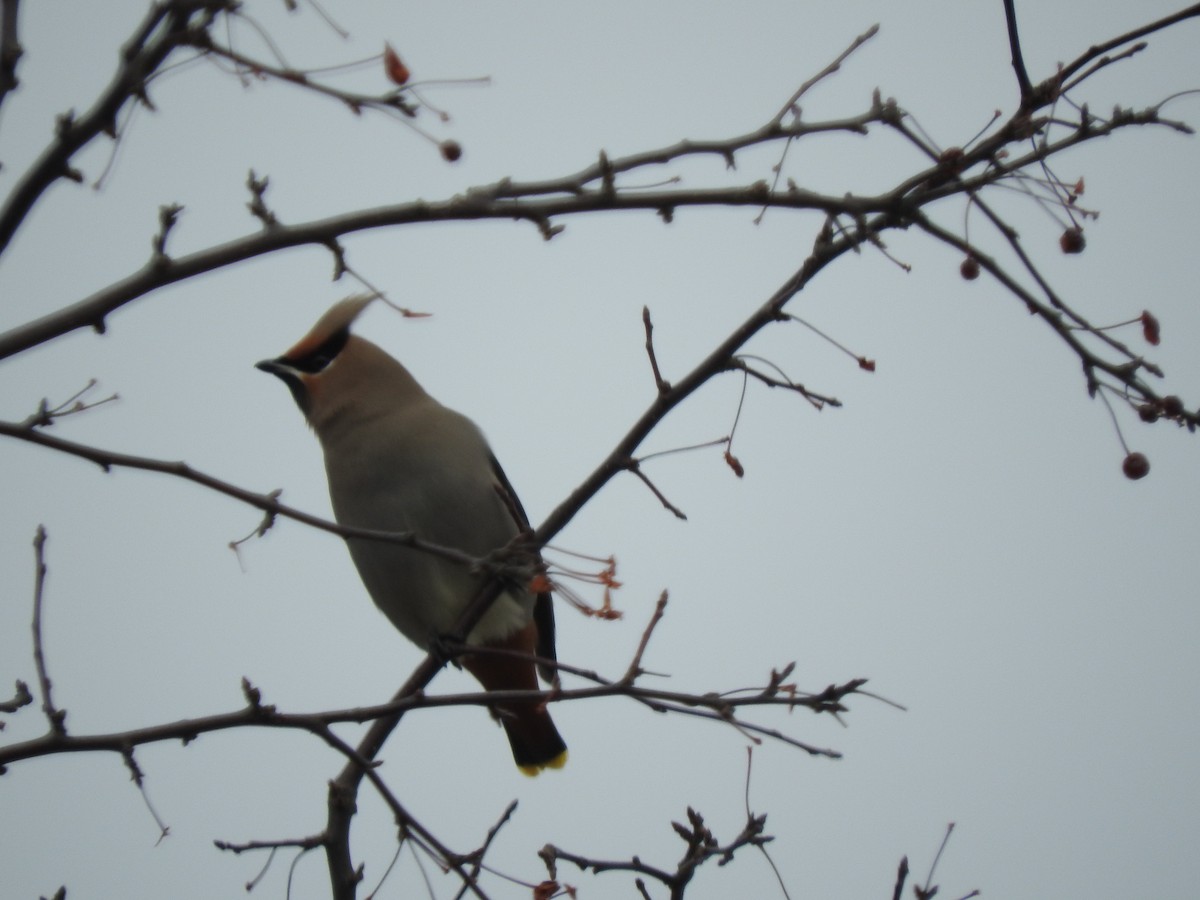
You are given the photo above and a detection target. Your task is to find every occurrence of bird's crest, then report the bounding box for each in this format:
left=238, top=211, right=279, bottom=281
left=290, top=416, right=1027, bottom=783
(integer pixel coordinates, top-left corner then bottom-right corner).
left=283, top=294, right=377, bottom=361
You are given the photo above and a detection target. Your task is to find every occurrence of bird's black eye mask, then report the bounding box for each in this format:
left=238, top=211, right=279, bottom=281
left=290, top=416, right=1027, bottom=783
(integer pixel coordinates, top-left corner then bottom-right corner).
left=257, top=327, right=351, bottom=416
left=287, top=327, right=350, bottom=373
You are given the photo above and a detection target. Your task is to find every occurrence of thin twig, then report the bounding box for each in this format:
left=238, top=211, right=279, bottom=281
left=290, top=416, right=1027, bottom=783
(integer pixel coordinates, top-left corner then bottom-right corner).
left=635, top=437, right=730, bottom=464
left=771, top=23, right=880, bottom=123
left=30, top=526, right=65, bottom=735
left=891, top=856, right=910, bottom=900
left=745, top=747, right=793, bottom=900
left=922, top=822, right=956, bottom=894
left=620, top=592, right=668, bottom=685
left=1060, top=42, right=1148, bottom=95
left=364, top=841, right=404, bottom=900
left=1057, top=3, right=1200, bottom=86
left=121, top=746, right=170, bottom=842
left=642, top=306, right=670, bottom=393
left=451, top=800, right=519, bottom=900
left=625, top=459, right=688, bottom=520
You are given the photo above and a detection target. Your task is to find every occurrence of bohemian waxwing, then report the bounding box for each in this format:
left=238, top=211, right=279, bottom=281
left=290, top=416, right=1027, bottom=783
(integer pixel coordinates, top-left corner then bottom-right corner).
left=256, top=295, right=566, bottom=775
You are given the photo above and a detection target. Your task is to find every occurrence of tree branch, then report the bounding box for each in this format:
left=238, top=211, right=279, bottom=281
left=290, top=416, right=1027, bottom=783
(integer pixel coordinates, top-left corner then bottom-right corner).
left=29, top=526, right=65, bottom=735
left=771, top=22, right=880, bottom=123
left=1002, top=0, right=1035, bottom=109
left=0, top=176, right=878, bottom=362
left=0, top=0, right=234, bottom=259
left=1056, top=3, right=1200, bottom=87
left=0, top=418, right=511, bottom=575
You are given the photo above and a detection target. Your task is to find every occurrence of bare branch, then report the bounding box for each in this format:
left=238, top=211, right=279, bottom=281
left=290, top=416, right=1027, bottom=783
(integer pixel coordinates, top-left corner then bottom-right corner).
left=910, top=207, right=1195, bottom=430
left=0, top=1, right=235, bottom=259
left=642, top=306, right=670, bottom=394
left=1002, top=0, right=1035, bottom=109
left=245, top=169, right=279, bottom=229
left=0, top=418, right=513, bottom=575
left=892, top=856, right=910, bottom=900
left=1057, top=3, right=1200, bottom=87
left=184, top=26, right=428, bottom=125
left=625, top=459, right=688, bottom=520
left=449, top=800, right=519, bottom=900
left=730, top=356, right=841, bottom=411
left=619, top=591, right=668, bottom=685
left=20, top=380, right=117, bottom=428
left=0, top=179, right=877, bottom=362
left=0, top=671, right=867, bottom=772
left=544, top=799, right=775, bottom=898
left=121, top=746, right=170, bottom=842
left=771, top=23, right=880, bottom=123
left=30, top=526, right=65, bottom=736
left=1060, top=42, right=1148, bottom=96
left=2, top=65, right=1181, bottom=366
left=921, top=822, right=957, bottom=895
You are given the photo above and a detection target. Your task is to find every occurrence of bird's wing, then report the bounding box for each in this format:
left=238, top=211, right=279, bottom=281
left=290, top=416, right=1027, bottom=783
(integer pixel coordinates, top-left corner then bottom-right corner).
left=488, top=453, right=557, bottom=682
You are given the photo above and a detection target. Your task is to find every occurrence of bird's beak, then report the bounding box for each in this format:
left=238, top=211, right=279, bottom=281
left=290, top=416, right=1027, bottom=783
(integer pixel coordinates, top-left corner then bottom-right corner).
left=256, top=357, right=310, bottom=413
left=255, top=358, right=290, bottom=377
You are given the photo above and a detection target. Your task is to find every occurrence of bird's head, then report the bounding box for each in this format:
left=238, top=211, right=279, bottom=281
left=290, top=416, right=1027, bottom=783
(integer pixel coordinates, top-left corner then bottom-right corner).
left=257, top=294, right=425, bottom=432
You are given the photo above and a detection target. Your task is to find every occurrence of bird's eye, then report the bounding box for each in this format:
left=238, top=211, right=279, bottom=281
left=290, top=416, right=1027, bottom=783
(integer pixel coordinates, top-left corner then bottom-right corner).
left=291, top=329, right=349, bottom=373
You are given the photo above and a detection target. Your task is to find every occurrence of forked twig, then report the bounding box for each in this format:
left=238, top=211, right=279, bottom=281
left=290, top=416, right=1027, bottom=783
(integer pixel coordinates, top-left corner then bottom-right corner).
left=772, top=23, right=881, bottom=123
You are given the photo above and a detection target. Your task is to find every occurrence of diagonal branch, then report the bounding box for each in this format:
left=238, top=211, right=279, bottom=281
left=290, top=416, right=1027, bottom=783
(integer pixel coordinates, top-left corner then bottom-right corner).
left=1057, top=2, right=1200, bottom=87
left=770, top=23, right=880, bottom=123
left=530, top=218, right=882, bottom=552
left=908, top=207, right=1196, bottom=430
left=0, top=0, right=234, bottom=259
left=0, top=418, right=514, bottom=574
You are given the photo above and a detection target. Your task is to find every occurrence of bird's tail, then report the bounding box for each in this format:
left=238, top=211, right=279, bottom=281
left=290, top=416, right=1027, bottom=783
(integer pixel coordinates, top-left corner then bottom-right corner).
left=501, top=708, right=568, bottom=777
left=461, top=621, right=568, bottom=776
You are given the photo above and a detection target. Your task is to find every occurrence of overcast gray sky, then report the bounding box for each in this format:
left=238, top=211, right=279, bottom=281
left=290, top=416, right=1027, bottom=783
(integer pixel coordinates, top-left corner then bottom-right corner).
left=2, top=2, right=1198, bottom=898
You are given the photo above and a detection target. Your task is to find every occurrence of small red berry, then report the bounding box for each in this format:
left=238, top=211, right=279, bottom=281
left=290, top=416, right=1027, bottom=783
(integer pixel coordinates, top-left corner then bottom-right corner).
left=1161, top=395, right=1184, bottom=418
left=723, top=450, right=745, bottom=478
left=1140, top=310, right=1161, bottom=345
left=1137, top=404, right=1160, bottom=423
left=382, top=43, right=410, bottom=86
left=960, top=256, right=980, bottom=280
left=1059, top=227, right=1086, bottom=254
left=439, top=140, right=462, bottom=162
left=1122, top=452, right=1150, bottom=480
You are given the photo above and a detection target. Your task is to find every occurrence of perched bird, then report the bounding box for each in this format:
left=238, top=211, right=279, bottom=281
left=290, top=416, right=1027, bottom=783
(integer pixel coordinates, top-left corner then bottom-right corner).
left=257, top=295, right=566, bottom=775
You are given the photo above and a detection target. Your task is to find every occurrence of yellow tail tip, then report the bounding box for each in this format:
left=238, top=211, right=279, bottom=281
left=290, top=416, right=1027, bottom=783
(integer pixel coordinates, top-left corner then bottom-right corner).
left=517, top=750, right=568, bottom=777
